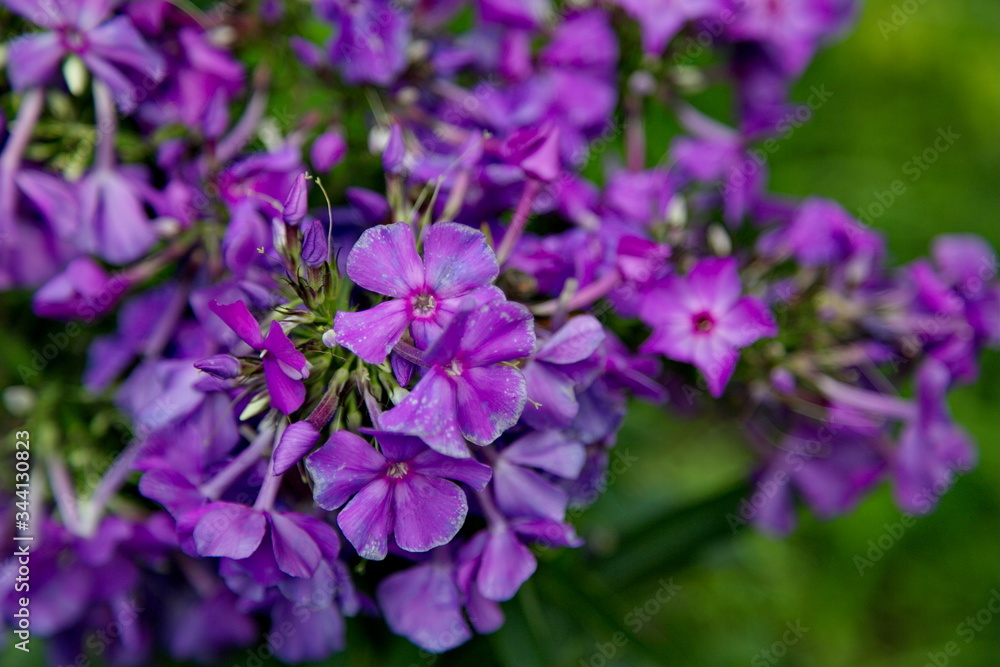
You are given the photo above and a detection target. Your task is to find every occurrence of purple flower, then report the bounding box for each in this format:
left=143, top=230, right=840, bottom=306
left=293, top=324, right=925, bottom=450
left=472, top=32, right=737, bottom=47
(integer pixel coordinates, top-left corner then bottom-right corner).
left=521, top=315, right=606, bottom=429
left=492, top=430, right=587, bottom=521
left=892, top=360, right=977, bottom=514
left=640, top=257, right=777, bottom=397
left=324, top=0, right=412, bottom=86
left=207, top=299, right=310, bottom=414
left=192, top=503, right=340, bottom=579
left=305, top=430, right=492, bottom=559
left=77, top=167, right=159, bottom=265
left=311, top=129, right=347, bottom=171
left=376, top=557, right=474, bottom=653
left=6, top=0, right=165, bottom=111
left=272, top=421, right=321, bottom=475
left=334, top=222, right=501, bottom=363
left=380, top=300, right=535, bottom=457
left=31, top=257, right=127, bottom=321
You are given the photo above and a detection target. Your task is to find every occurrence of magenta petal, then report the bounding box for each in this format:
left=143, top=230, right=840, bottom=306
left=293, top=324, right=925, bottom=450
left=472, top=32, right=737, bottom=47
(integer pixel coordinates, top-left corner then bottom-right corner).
left=381, top=369, right=468, bottom=458
left=688, top=257, right=742, bottom=312
left=87, top=16, right=165, bottom=78
left=7, top=32, right=64, bottom=90
left=272, top=422, right=320, bottom=475
left=193, top=503, right=266, bottom=559
left=392, top=475, right=467, bottom=553
left=454, top=366, right=526, bottom=446
left=716, top=296, right=777, bottom=348
left=262, top=354, right=306, bottom=414
left=268, top=512, right=322, bottom=578
left=346, top=222, right=424, bottom=297
left=377, top=562, right=472, bottom=653
left=263, top=321, right=309, bottom=377
left=338, top=478, right=394, bottom=560
left=422, top=223, right=499, bottom=298
left=689, top=336, right=738, bottom=398
left=306, top=431, right=386, bottom=510
left=476, top=528, right=537, bottom=601
left=207, top=299, right=264, bottom=349
left=334, top=299, right=411, bottom=364
left=459, top=301, right=535, bottom=366
left=536, top=315, right=605, bottom=364
left=639, top=309, right=695, bottom=362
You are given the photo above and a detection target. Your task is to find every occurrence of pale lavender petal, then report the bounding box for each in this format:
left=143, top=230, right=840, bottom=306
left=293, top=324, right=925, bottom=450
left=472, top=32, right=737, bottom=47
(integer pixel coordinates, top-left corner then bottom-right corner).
left=476, top=527, right=537, bottom=601
left=268, top=512, right=322, bottom=578
left=536, top=315, right=605, bottom=364
left=503, top=430, right=586, bottom=479
left=492, top=459, right=569, bottom=521
left=521, top=362, right=578, bottom=430
left=422, top=223, right=499, bottom=298
left=262, top=354, right=306, bottom=414
left=193, top=503, right=266, bottom=559
left=334, top=299, right=411, bottom=364
left=6, top=32, right=64, bottom=90
left=455, top=365, right=526, bottom=445
left=392, top=474, right=467, bottom=553
left=715, top=296, right=777, bottom=348
left=346, top=222, right=424, bottom=297
left=377, top=562, right=472, bottom=653
left=338, top=477, right=394, bottom=560
left=381, top=369, right=468, bottom=458
left=207, top=299, right=264, bottom=349
left=306, top=430, right=386, bottom=510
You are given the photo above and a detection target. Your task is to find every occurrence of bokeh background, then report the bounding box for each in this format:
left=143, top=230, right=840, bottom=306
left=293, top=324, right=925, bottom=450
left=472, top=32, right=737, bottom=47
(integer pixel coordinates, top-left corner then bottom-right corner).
left=3, top=0, right=997, bottom=665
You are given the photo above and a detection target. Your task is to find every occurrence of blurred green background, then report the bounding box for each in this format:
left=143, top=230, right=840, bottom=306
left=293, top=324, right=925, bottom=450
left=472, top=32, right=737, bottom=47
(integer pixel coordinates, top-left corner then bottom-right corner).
left=4, top=0, right=997, bottom=665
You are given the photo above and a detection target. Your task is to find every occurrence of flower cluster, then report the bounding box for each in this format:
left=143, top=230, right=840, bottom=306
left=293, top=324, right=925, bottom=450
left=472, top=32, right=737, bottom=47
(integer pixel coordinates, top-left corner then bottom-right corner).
left=0, top=0, right=996, bottom=663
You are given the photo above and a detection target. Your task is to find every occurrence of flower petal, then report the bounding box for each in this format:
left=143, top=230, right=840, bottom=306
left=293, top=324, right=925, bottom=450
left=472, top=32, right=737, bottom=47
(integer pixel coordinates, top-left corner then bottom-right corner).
left=268, top=512, right=322, bottom=578
left=193, top=503, right=266, bottom=560
left=536, top=315, right=605, bottom=364
left=263, top=321, right=309, bottom=377
left=337, top=477, right=394, bottom=560
left=207, top=299, right=264, bottom=349
left=377, top=562, right=472, bottom=653
left=476, top=527, right=536, bottom=602
left=262, top=354, right=306, bottom=414
left=334, top=299, right=411, bottom=364
left=715, top=296, right=777, bottom=348
left=687, top=257, right=742, bottom=312
left=454, top=365, right=527, bottom=446
left=306, top=430, right=386, bottom=510
left=459, top=301, right=535, bottom=367
left=392, top=474, right=467, bottom=553
left=346, top=222, right=424, bottom=297
left=6, top=32, right=64, bottom=90
left=381, top=369, right=468, bottom=458
left=422, top=223, right=499, bottom=299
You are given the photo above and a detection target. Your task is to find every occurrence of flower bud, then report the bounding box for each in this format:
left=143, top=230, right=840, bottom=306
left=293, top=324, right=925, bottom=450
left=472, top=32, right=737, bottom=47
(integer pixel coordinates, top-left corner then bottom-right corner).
left=311, top=129, right=346, bottom=171
left=272, top=421, right=321, bottom=475
left=194, top=354, right=241, bottom=380
left=301, top=218, right=329, bottom=267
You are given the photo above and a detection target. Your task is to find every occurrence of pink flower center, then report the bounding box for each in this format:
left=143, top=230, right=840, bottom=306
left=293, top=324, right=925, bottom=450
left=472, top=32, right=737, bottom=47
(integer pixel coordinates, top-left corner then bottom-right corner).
left=411, top=292, right=436, bottom=318
left=693, top=311, right=715, bottom=333
left=61, top=29, right=88, bottom=53
left=387, top=462, right=409, bottom=479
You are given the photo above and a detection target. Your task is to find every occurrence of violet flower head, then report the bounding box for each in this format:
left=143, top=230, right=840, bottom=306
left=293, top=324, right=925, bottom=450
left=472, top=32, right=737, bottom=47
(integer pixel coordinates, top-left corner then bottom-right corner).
left=380, top=300, right=536, bottom=457
left=334, top=221, right=501, bottom=363
left=640, top=257, right=777, bottom=397
left=892, top=359, right=977, bottom=515
left=5, top=0, right=165, bottom=111
left=31, top=256, right=127, bottom=321
left=305, top=430, right=492, bottom=560
left=207, top=300, right=310, bottom=414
